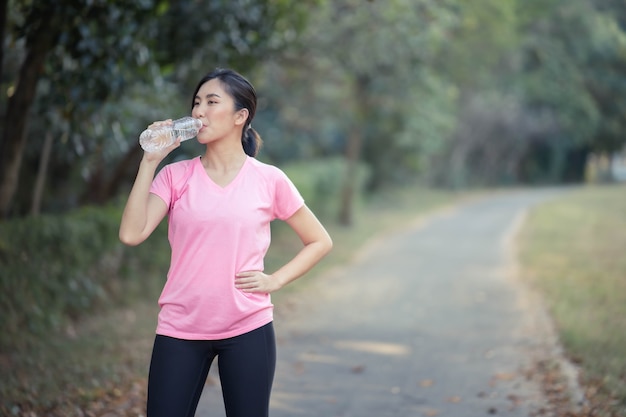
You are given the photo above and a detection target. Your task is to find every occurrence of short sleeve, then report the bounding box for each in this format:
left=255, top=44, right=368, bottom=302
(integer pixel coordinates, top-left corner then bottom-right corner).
left=273, top=169, right=305, bottom=220
left=149, top=158, right=197, bottom=210
left=150, top=165, right=174, bottom=208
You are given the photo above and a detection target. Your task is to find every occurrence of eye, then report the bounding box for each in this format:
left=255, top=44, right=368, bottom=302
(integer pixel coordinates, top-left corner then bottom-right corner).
left=192, top=101, right=199, bottom=107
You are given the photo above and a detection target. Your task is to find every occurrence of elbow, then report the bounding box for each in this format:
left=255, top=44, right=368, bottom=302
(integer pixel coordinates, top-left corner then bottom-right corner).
left=119, top=230, right=142, bottom=247
left=322, top=234, right=333, bottom=256
left=306, top=234, right=333, bottom=258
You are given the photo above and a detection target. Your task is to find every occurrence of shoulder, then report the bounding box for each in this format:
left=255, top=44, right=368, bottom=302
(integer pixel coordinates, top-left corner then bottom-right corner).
left=248, top=159, right=303, bottom=217
left=161, top=156, right=198, bottom=174
left=157, top=156, right=199, bottom=179
left=247, top=157, right=289, bottom=181
left=152, top=157, right=200, bottom=190
left=247, top=158, right=302, bottom=203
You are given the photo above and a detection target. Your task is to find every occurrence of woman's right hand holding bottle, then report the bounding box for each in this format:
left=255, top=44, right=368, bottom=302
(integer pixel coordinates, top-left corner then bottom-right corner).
left=141, top=119, right=181, bottom=162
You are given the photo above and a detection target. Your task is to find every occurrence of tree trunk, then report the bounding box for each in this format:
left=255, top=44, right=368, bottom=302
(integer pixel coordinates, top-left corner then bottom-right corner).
left=339, top=129, right=362, bottom=226
left=448, top=140, right=469, bottom=189
left=101, top=143, right=144, bottom=202
left=338, top=76, right=369, bottom=226
left=0, top=0, right=7, bottom=83
left=0, top=9, right=60, bottom=218
left=30, top=131, right=54, bottom=216
left=80, top=142, right=144, bottom=205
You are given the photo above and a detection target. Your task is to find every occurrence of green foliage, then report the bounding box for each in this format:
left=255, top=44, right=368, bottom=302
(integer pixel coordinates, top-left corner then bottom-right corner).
left=438, top=0, right=519, bottom=89
left=584, top=12, right=626, bottom=154
left=150, top=0, right=319, bottom=81
left=3, top=0, right=319, bottom=217
left=4, top=0, right=626, bottom=220
left=0, top=204, right=170, bottom=350
left=279, top=157, right=370, bottom=221
left=428, top=0, right=626, bottom=185
left=258, top=0, right=460, bottom=190
left=517, top=0, right=601, bottom=144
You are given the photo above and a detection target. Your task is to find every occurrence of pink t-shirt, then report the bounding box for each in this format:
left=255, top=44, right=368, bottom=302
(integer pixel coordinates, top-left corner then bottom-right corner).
left=149, top=156, right=304, bottom=340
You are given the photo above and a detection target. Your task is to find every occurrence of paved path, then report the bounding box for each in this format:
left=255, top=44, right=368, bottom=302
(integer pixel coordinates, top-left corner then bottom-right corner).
left=197, top=188, right=569, bottom=417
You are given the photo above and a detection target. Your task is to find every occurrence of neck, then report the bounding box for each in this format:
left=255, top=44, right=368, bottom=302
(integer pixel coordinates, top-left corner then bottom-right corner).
left=202, top=144, right=247, bottom=172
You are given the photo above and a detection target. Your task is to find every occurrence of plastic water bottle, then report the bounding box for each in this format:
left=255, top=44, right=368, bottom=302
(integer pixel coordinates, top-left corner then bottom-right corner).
left=139, top=117, right=202, bottom=152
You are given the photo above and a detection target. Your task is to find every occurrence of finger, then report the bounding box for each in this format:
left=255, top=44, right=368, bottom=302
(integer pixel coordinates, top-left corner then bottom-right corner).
left=236, top=271, right=258, bottom=278
left=148, top=119, right=173, bottom=129
left=168, top=137, right=182, bottom=150
left=235, top=277, right=255, bottom=286
left=236, top=282, right=257, bottom=291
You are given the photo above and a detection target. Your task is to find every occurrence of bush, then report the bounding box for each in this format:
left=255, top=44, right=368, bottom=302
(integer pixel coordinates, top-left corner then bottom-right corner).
left=280, top=156, right=370, bottom=221
left=0, top=204, right=169, bottom=350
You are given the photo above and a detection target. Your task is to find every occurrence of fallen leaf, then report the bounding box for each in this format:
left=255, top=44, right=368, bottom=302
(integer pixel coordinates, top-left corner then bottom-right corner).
left=446, top=395, right=462, bottom=403
left=507, top=394, right=522, bottom=406
left=351, top=365, right=365, bottom=374
left=493, top=372, right=516, bottom=381
left=423, top=409, right=440, bottom=416
left=419, top=379, right=434, bottom=387
left=490, top=372, right=516, bottom=386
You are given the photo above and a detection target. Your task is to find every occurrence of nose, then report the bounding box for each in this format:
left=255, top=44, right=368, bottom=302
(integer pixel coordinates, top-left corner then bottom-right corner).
left=192, top=103, right=205, bottom=117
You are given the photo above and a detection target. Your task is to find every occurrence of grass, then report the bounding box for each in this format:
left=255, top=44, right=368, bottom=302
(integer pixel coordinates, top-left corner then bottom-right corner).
left=1, top=185, right=468, bottom=416
left=1, top=304, right=157, bottom=415
left=518, top=183, right=626, bottom=415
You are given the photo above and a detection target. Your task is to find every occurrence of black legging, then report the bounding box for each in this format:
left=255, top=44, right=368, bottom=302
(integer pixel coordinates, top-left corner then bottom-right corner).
left=147, top=322, right=276, bottom=417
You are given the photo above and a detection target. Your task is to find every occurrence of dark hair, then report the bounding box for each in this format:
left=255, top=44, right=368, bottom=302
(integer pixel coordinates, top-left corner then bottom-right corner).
left=191, top=68, right=263, bottom=157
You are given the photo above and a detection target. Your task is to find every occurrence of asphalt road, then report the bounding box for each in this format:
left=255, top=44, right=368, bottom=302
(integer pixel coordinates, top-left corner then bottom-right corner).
left=197, top=188, right=571, bottom=417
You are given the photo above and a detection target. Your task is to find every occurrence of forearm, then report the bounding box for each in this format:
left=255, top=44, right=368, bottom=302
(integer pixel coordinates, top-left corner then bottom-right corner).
left=119, top=157, right=161, bottom=245
left=272, top=238, right=332, bottom=289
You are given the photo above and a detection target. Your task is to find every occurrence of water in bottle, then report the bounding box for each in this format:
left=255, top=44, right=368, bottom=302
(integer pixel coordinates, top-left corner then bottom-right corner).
left=139, top=117, right=202, bottom=152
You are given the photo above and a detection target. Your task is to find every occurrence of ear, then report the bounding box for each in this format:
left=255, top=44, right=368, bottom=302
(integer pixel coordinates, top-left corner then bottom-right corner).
left=235, top=108, right=249, bottom=127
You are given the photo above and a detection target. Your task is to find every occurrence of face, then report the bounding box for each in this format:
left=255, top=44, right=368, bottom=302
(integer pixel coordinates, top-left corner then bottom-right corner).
left=191, top=78, right=248, bottom=144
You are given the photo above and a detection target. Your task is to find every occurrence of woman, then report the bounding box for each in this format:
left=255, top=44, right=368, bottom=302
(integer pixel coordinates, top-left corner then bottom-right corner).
left=119, top=68, right=333, bottom=417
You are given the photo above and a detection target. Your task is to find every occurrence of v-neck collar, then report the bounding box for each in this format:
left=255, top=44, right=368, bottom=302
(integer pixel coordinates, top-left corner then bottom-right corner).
left=196, top=155, right=249, bottom=191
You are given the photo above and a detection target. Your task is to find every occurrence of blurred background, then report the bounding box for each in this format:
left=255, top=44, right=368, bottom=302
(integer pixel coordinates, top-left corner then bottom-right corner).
left=2, top=0, right=625, bottom=220
left=1, top=0, right=625, bottom=415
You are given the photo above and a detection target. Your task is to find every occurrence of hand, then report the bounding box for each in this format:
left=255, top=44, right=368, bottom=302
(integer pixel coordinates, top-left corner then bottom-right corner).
left=142, top=119, right=181, bottom=162
left=147, top=119, right=173, bottom=130
left=235, top=270, right=281, bottom=294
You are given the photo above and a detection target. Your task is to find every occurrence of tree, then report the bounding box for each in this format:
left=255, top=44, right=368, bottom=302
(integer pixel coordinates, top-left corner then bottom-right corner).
left=258, top=0, right=459, bottom=224
left=1, top=2, right=61, bottom=218
left=514, top=0, right=625, bottom=182
left=432, top=0, right=625, bottom=185
left=1, top=0, right=315, bottom=218
left=0, top=0, right=156, bottom=218
left=584, top=7, right=626, bottom=159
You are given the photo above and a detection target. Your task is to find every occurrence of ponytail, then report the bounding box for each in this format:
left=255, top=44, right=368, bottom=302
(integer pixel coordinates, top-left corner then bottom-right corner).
left=242, top=126, right=263, bottom=157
